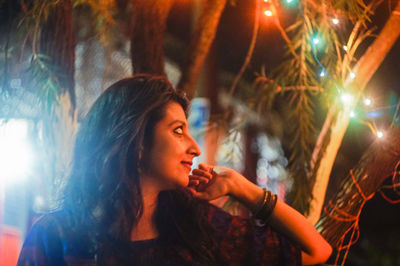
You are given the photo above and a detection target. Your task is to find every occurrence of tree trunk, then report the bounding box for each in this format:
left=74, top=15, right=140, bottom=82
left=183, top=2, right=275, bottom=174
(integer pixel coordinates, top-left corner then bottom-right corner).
left=130, top=0, right=174, bottom=75
left=317, top=127, right=400, bottom=257
left=307, top=1, right=400, bottom=225
left=203, top=42, right=224, bottom=165
left=177, top=0, right=226, bottom=100
left=243, top=125, right=259, bottom=184
left=39, top=0, right=76, bottom=109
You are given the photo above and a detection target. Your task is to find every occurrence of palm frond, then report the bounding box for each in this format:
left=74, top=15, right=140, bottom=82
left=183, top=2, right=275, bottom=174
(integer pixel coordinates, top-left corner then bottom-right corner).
left=247, top=0, right=382, bottom=214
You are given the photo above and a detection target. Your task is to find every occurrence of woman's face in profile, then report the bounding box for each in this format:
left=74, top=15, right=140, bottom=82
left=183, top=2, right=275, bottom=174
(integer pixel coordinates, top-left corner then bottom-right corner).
left=142, top=101, right=201, bottom=190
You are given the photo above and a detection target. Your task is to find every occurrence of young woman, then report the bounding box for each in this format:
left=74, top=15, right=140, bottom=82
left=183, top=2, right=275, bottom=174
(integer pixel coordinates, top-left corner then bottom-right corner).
left=18, top=74, right=331, bottom=265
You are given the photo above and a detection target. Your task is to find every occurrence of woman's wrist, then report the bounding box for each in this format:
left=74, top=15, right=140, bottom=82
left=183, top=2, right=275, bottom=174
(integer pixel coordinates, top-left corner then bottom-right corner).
left=229, top=174, right=265, bottom=212
left=253, top=189, right=278, bottom=222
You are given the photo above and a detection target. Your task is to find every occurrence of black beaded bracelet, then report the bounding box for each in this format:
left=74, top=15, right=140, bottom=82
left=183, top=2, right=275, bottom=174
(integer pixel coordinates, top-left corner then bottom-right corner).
left=254, top=189, right=277, bottom=223
left=254, top=188, right=268, bottom=214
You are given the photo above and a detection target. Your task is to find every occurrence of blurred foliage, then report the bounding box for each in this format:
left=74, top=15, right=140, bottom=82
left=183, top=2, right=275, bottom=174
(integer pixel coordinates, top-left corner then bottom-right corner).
left=74, top=0, right=117, bottom=44
left=0, top=0, right=78, bottom=209
left=236, top=0, right=383, bottom=214
left=26, top=54, right=62, bottom=113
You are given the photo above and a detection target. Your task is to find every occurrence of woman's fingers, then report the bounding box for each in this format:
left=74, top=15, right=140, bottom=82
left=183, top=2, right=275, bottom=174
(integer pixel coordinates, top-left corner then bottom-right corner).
left=189, top=174, right=209, bottom=183
left=197, top=164, right=226, bottom=177
left=192, top=169, right=212, bottom=179
left=189, top=174, right=212, bottom=192
left=189, top=179, right=200, bottom=186
left=198, top=163, right=213, bottom=173
left=188, top=188, right=209, bottom=200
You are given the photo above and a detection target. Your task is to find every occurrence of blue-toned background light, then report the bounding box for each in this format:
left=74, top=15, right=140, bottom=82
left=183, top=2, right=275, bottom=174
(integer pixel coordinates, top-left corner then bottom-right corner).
left=0, top=120, right=33, bottom=183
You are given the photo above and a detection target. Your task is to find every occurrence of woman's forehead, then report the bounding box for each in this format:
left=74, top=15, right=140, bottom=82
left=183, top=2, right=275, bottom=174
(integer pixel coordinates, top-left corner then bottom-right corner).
left=163, top=102, right=187, bottom=123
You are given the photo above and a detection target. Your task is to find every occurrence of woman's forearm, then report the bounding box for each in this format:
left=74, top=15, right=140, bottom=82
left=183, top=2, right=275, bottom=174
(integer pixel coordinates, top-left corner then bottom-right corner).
left=268, top=199, right=332, bottom=265
left=190, top=164, right=332, bottom=264
left=230, top=176, right=332, bottom=265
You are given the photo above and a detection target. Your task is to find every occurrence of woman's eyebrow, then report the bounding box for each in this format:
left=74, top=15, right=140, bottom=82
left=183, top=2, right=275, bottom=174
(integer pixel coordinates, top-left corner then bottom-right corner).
left=167, top=120, right=186, bottom=127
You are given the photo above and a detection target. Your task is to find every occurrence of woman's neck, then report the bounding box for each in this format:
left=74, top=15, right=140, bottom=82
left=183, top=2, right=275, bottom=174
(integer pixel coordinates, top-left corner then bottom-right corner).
left=130, top=185, right=160, bottom=241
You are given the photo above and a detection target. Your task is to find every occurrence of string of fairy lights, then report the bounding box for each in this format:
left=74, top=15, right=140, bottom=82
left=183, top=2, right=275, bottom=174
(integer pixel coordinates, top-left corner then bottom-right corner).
left=261, top=0, right=400, bottom=140
left=260, top=2, right=399, bottom=265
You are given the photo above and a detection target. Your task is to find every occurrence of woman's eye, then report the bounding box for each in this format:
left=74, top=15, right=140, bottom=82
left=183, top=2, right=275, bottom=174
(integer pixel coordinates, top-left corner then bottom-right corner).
left=174, top=126, right=183, bottom=135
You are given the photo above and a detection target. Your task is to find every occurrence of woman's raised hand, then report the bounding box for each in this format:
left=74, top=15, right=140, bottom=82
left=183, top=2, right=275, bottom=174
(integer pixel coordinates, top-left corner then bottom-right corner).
left=188, top=164, right=333, bottom=265
left=188, top=163, right=243, bottom=201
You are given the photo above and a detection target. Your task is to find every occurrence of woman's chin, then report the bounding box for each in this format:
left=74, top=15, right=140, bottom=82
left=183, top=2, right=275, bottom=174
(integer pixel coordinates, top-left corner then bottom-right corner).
left=179, top=178, right=190, bottom=188
left=165, top=177, right=189, bottom=190
left=179, top=176, right=190, bottom=188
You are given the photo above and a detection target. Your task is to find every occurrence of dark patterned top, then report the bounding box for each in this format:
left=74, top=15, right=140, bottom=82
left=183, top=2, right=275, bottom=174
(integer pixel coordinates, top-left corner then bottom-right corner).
left=18, top=203, right=301, bottom=265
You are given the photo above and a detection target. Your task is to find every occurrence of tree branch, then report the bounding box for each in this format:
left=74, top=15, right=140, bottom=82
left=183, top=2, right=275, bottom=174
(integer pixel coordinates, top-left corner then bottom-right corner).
left=130, top=0, right=174, bottom=75
left=307, top=0, right=400, bottom=224
left=317, top=127, right=400, bottom=261
left=177, top=0, right=226, bottom=100
left=228, top=0, right=261, bottom=98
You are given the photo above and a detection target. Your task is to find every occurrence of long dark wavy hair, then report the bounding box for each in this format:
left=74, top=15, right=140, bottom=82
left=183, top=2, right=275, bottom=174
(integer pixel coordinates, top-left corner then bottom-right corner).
left=63, top=74, right=217, bottom=264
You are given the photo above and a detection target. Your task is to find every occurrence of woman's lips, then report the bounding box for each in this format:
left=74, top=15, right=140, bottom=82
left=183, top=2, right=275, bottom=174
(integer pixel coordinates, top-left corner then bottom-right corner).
left=181, top=161, right=192, bottom=170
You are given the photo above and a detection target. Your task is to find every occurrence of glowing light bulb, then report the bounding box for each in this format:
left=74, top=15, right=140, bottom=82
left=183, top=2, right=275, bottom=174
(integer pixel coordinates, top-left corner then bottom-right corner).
left=343, top=45, right=348, bottom=51
left=312, top=37, right=320, bottom=45
left=332, top=18, right=339, bottom=25
left=286, top=0, right=293, bottom=3
left=264, top=0, right=269, bottom=2
left=377, top=131, right=383, bottom=138
left=341, top=93, right=353, bottom=104
left=350, top=72, right=356, bottom=79
left=364, top=98, right=372, bottom=106
left=320, top=71, right=325, bottom=77
left=349, top=110, right=355, bottom=118
left=264, top=10, right=273, bottom=16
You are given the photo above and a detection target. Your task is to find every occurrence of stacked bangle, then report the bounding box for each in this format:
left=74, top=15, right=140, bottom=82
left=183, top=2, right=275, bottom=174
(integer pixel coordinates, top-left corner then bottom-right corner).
left=253, top=188, right=278, bottom=223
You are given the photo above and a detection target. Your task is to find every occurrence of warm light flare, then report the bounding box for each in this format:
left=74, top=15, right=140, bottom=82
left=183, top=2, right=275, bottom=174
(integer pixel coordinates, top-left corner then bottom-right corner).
left=264, top=10, right=273, bottom=16
left=364, top=98, right=372, bottom=106
left=340, top=93, right=353, bottom=104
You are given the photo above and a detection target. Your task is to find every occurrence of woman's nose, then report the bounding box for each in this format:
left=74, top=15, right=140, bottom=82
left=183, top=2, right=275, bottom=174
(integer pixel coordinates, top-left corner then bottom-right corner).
left=188, top=135, right=201, bottom=157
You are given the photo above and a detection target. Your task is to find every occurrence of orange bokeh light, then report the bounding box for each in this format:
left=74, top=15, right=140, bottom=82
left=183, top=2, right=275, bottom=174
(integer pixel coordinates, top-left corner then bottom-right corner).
left=264, top=10, right=273, bottom=16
